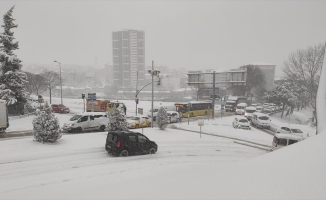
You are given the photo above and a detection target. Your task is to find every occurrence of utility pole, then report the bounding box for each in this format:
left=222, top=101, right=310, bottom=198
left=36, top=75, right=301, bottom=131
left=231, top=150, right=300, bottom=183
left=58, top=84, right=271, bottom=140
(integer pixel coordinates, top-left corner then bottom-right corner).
left=135, top=71, right=139, bottom=116
left=212, top=71, right=215, bottom=119
left=54, top=60, right=63, bottom=105
left=151, top=61, right=154, bottom=128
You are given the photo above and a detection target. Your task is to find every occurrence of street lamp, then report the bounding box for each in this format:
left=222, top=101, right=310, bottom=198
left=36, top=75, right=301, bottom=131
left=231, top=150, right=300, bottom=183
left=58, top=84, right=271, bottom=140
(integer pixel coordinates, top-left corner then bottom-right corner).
left=54, top=60, right=63, bottom=105
left=148, top=61, right=160, bottom=128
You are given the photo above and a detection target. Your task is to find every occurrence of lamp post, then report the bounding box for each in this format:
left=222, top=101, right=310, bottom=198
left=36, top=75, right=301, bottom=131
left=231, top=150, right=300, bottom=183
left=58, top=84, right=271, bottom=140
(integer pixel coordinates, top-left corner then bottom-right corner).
left=148, top=61, right=160, bottom=128
left=54, top=60, right=63, bottom=104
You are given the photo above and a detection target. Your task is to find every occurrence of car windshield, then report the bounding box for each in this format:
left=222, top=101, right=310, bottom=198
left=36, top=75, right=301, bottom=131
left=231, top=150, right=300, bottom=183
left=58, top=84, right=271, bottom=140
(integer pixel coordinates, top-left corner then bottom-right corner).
left=291, top=129, right=303, bottom=133
left=237, top=106, right=244, bottom=109
left=246, top=109, right=255, bottom=113
left=70, top=115, right=82, bottom=121
left=239, top=119, right=248, bottom=123
left=259, top=116, right=269, bottom=120
left=129, top=116, right=140, bottom=120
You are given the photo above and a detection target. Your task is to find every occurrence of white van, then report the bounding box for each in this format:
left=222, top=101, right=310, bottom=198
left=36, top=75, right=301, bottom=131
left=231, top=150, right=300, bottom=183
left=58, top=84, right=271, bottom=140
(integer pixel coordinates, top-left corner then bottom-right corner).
left=63, top=112, right=108, bottom=133
left=167, top=111, right=180, bottom=123
left=0, top=100, right=9, bottom=132
left=251, top=112, right=271, bottom=129
left=244, top=106, right=256, bottom=120
left=235, top=103, right=247, bottom=115
left=147, top=104, right=176, bottom=121
left=271, top=133, right=303, bottom=151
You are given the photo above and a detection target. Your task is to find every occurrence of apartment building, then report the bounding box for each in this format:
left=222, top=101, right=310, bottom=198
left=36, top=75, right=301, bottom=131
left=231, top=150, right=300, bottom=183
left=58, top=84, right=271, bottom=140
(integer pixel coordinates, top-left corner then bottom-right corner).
left=112, top=30, right=145, bottom=88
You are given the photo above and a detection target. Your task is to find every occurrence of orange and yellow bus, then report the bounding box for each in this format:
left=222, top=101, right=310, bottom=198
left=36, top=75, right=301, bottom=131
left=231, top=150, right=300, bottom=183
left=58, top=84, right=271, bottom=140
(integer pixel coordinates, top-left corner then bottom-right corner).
left=175, top=101, right=212, bottom=118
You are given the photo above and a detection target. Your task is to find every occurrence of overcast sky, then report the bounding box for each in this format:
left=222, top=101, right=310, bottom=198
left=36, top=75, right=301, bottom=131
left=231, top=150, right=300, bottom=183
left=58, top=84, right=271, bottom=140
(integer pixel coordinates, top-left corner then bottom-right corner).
left=1, top=0, right=325, bottom=76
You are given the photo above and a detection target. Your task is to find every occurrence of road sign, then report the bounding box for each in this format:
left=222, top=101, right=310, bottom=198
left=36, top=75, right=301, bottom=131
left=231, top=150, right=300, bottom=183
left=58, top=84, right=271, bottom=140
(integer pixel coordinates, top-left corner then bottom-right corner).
left=138, top=108, right=143, bottom=115
left=198, top=120, right=204, bottom=126
left=88, top=93, right=96, bottom=102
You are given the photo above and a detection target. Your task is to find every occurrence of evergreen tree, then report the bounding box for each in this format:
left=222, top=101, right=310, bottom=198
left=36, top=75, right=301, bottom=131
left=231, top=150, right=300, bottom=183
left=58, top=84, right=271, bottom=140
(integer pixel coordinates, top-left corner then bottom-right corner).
left=107, top=105, right=128, bottom=131
left=0, top=6, right=28, bottom=114
left=32, top=102, right=62, bottom=143
left=157, top=106, right=169, bottom=130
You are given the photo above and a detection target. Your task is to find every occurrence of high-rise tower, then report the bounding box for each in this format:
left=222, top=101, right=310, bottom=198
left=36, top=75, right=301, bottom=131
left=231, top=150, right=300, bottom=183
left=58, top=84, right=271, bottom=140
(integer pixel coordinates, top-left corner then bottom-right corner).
left=112, top=30, right=145, bottom=87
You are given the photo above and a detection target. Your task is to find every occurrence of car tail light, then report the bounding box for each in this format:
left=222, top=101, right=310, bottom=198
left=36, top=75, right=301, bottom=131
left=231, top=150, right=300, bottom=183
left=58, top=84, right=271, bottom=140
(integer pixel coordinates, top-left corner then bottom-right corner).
left=117, top=140, right=121, bottom=148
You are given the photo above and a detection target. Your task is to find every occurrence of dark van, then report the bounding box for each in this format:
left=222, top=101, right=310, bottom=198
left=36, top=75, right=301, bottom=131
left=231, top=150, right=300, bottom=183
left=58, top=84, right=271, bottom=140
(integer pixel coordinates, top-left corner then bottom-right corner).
left=105, top=131, right=158, bottom=157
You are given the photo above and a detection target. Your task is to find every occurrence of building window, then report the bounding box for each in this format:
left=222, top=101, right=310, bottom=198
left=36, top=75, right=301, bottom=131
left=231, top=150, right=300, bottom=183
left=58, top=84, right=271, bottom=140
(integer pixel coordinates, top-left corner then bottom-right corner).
left=123, top=40, right=129, bottom=47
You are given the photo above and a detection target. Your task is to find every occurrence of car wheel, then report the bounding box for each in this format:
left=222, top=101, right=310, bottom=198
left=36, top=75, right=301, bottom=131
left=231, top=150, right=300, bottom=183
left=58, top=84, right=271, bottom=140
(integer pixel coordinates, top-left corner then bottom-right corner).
left=148, top=122, right=151, bottom=127
left=99, top=125, right=106, bottom=132
left=136, top=124, right=139, bottom=129
left=75, top=127, right=82, bottom=133
left=149, top=148, right=156, bottom=154
left=204, top=111, right=207, bottom=115
left=120, top=150, right=129, bottom=157
left=190, top=113, right=194, bottom=117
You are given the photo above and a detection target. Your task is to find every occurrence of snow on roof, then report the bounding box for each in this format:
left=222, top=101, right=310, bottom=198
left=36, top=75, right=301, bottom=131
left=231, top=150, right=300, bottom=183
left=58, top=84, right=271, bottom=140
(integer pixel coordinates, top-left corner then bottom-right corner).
left=248, top=62, right=275, bottom=66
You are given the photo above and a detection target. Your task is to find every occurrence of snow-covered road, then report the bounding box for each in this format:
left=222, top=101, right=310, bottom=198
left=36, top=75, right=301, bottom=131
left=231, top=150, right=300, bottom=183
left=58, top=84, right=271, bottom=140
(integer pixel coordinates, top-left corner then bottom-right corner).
left=0, top=128, right=265, bottom=199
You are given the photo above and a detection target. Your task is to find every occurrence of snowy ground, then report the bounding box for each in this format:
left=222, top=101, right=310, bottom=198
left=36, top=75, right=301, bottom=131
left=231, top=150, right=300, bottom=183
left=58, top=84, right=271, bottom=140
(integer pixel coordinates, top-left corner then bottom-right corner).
left=1, top=95, right=324, bottom=199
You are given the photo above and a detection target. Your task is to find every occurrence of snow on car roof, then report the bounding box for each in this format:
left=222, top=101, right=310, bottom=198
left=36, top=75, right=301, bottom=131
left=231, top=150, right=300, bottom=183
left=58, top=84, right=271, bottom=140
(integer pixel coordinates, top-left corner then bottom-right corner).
left=275, top=133, right=303, bottom=140
left=246, top=106, right=256, bottom=110
left=253, top=112, right=269, bottom=117
left=235, top=116, right=248, bottom=120
left=77, top=112, right=107, bottom=116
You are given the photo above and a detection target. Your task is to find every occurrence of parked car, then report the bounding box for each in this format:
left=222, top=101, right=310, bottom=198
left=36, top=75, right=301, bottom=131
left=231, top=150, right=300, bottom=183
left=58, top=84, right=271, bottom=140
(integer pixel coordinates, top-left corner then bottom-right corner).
left=127, top=116, right=151, bottom=129
left=271, top=133, right=303, bottom=151
left=276, top=127, right=307, bottom=138
left=51, top=104, right=70, bottom=113
left=62, top=112, right=108, bottom=133
left=105, top=131, right=158, bottom=157
left=251, top=112, right=271, bottom=129
left=232, top=116, right=251, bottom=130
left=263, top=106, right=272, bottom=113
left=167, top=111, right=180, bottom=123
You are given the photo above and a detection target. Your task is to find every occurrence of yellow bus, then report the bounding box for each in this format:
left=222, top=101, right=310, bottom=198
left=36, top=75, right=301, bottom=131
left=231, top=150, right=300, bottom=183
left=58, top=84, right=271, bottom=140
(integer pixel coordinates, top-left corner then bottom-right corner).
left=175, top=102, right=212, bottom=118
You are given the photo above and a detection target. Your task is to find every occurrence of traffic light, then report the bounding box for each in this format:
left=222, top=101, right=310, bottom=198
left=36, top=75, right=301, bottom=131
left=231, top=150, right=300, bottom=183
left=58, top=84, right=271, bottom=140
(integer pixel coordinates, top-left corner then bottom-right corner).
left=82, top=93, right=85, bottom=99
left=135, top=98, right=139, bottom=104
left=157, top=78, right=161, bottom=85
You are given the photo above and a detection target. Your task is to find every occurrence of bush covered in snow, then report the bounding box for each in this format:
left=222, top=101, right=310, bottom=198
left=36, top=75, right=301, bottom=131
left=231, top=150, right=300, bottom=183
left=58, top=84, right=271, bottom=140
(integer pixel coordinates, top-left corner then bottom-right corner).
left=157, top=106, right=169, bottom=130
left=32, top=102, right=62, bottom=143
left=107, top=105, right=128, bottom=131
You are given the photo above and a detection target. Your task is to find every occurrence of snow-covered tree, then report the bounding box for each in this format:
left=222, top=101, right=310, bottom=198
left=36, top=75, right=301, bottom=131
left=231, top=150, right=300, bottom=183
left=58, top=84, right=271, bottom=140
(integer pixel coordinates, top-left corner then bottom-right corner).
left=263, top=82, right=297, bottom=118
left=157, top=106, right=169, bottom=130
left=41, top=70, right=60, bottom=104
left=0, top=6, right=28, bottom=115
left=32, top=102, right=62, bottom=143
left=107, top=105, right=128, bottom=131
left=283, top=42, right=326, bottom=121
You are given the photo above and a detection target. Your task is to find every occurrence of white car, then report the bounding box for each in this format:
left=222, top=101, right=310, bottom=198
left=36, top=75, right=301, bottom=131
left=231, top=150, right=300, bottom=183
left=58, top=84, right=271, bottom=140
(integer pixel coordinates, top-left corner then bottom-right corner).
left=276, top=127, right=307, bottom=138
left=167, top=111, right=180, bottom=123
left=232, top=116, right=251, bottom=130
left=235, top=103, right=247, bottom=115
left=271, top=133, right=303, bottom=151
left=251, top=112, right=271, bottom=129
left=63, top=112, right=108, bottom=133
